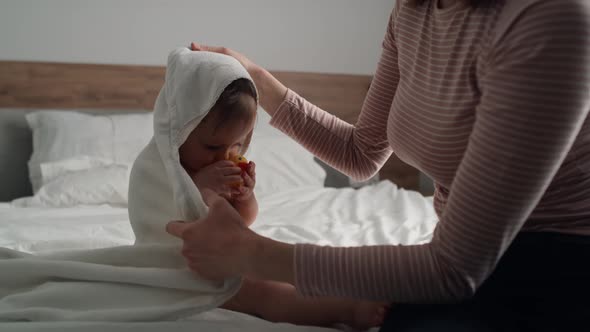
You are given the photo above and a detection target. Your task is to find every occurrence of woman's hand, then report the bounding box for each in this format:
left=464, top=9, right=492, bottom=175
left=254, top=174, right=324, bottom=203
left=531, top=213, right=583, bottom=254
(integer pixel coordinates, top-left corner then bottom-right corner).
left=166, top=189, right=295, bottom=283
left=189, top=42, right=288, bottom=115
left=191, top=160, right=242, bottom=200
left=190, top=42, right=259, bottom=76
left=166, top=189, right=257, bottom=280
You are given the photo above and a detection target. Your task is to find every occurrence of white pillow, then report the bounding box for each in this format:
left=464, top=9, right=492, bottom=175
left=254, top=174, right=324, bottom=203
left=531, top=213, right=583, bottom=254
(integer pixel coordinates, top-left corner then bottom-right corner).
left=12, top=162, right=129, bottom=208
left=23, top=109, right=324, bottom=203
left=248, top=109, right=326, bottom=197
left=39, top=156, right=115, bottom=185
left=26, top=111, right=153, bottom=192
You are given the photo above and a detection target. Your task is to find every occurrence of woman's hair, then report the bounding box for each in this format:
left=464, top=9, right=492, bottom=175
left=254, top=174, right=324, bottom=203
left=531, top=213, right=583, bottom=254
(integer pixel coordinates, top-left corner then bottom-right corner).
left=410, top=0, right=497, bottom=8
left=210, top=78, right=257, bottom=122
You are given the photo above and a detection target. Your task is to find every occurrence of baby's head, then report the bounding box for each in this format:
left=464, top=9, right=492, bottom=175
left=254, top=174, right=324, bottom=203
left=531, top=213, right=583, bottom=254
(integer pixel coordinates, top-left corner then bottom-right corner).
left=179, top=78, right=257, bottom=174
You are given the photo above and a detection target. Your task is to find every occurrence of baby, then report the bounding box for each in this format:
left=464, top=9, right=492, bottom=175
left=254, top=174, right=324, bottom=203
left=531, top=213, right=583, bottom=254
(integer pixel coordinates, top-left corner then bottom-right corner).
left=179, top=78, right=259, bottom=227
left=179, top=77, right=386, bottom=329
left=129, top=48, right=385, bottom=329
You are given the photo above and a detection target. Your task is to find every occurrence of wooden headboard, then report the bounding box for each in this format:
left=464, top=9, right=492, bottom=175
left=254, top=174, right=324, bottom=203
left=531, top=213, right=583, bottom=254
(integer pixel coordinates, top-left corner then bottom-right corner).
left=0, top=61, right=419, bottom=190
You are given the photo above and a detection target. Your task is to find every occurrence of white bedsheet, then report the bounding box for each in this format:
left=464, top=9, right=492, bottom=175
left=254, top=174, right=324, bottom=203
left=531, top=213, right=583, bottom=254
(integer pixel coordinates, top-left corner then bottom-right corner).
left=0, top=181, right=437, bottom=331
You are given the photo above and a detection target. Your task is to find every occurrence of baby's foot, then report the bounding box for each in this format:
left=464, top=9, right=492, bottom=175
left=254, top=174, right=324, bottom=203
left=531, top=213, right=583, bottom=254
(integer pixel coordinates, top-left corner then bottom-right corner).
left=348, top=301, right=389, bottom=331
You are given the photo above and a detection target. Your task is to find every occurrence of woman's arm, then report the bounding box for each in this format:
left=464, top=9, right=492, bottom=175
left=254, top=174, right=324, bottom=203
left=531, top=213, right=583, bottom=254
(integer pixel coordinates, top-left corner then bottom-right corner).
left=288, top=0, right=590, bottom=302
left=266, top=17, right=400, bottom=181
left=174, top=0, right=590, bottom=303
left=191, top=8, right=401, bottom=181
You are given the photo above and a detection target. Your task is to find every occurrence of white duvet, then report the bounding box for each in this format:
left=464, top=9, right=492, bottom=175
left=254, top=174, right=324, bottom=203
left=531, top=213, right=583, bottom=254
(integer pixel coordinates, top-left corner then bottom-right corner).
left=0, top=181, right=436, bottom=331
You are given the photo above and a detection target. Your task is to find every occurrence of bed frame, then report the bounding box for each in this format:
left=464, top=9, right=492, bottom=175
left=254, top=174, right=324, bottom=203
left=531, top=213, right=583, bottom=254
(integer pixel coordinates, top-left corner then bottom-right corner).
left=0, top=60, right=420, bottom=191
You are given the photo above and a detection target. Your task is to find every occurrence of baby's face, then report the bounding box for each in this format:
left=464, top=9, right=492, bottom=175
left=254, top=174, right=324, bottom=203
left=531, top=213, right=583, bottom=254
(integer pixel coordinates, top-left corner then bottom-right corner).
left=179, top=96, right=256, bottom=174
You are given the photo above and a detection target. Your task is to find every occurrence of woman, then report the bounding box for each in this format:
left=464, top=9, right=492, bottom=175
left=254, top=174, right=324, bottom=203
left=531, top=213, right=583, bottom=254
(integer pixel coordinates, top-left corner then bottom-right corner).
left=167, top=0, right=590, bottom=330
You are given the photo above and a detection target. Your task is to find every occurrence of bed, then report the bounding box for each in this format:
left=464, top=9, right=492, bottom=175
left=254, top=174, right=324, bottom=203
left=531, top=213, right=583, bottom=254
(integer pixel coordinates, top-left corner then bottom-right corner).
left=0, top=60, right=437, bottom=331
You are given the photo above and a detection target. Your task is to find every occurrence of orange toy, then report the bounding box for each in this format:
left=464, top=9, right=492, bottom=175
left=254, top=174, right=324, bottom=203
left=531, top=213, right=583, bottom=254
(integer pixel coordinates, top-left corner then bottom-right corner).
left=228, top=154, right=249, bottom=187
left=229, top=154, right=249, bottom=172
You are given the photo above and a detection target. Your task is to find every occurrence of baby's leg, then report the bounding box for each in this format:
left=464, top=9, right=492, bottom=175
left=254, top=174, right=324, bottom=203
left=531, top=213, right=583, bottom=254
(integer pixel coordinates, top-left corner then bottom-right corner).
left=221, top=278, right=386, bottom=329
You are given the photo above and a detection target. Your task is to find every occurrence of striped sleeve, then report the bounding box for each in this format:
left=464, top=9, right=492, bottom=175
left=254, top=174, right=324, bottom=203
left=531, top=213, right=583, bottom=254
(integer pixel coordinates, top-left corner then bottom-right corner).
left=292, top=1, right=590, bottom=302
left=268, top=7, right=400, bottom=181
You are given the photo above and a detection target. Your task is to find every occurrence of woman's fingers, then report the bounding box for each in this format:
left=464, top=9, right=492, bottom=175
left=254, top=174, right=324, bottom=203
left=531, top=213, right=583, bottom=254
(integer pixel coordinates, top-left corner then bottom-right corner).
left=166, top=221, right=191, bottom=238
left=190, top=42, right=229, bottom=55
left=189, top=42, right=253, bottom=73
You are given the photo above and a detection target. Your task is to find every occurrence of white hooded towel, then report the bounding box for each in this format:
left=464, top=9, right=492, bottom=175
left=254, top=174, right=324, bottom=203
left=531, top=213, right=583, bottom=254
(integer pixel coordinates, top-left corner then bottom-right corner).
left=0, top=47, right=256, bottom=322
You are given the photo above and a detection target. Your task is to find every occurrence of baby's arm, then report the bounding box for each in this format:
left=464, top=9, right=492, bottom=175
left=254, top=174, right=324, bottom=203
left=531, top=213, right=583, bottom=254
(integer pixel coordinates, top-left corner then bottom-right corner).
left=231, top=194, right=258, bottom=227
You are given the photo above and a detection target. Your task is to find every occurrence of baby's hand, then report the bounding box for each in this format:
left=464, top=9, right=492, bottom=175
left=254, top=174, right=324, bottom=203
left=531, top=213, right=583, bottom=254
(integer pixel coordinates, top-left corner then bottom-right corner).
left=232, top=161, right=256, bottom=203
left=191, top=160, right=243, bottom=200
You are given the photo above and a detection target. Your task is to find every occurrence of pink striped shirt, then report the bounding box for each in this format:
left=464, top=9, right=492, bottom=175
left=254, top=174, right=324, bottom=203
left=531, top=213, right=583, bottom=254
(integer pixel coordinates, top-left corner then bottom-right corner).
left=269, top=0, right=590, bottom=302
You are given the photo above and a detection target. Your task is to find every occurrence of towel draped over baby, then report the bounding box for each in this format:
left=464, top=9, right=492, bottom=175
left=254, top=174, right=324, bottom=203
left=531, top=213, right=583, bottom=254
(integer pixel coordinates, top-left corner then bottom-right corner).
left=0, top=47, right=257, bottom=321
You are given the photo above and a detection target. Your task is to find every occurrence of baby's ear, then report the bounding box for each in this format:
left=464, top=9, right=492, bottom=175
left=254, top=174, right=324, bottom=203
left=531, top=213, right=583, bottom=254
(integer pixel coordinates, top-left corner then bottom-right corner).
left=241, top=131, right=253, bottom=154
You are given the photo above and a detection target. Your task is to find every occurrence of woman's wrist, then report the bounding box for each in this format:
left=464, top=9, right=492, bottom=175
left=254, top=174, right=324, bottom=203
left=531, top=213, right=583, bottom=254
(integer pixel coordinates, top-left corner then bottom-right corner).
left=250, top=66, right=288, bottom=116
left=244, top=232, right=295, bottom=284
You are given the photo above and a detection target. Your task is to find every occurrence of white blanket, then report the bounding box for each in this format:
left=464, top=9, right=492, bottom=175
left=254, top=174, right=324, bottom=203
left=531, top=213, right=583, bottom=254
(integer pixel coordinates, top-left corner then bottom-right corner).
left=0, top=182, right=436, bottom=331
left=0, top=48, right=256, bottom=322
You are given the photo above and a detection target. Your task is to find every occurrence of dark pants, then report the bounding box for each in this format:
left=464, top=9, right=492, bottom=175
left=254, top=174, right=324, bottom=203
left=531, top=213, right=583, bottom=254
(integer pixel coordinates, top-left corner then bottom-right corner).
left=380, top=232, right=590, bottom=332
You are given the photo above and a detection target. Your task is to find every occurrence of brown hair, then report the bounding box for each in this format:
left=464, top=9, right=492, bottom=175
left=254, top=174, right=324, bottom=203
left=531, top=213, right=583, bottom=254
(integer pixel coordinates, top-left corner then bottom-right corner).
left=203, top=78, right=257, bottom=153
left=211, top=78, right=257, bottom=121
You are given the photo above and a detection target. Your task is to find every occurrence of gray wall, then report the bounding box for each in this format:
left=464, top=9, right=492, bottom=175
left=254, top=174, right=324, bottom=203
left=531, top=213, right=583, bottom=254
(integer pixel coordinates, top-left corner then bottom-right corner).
left=0, top=0, right=395, bottom=75
left=1, top=1, right=440, bottom=196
